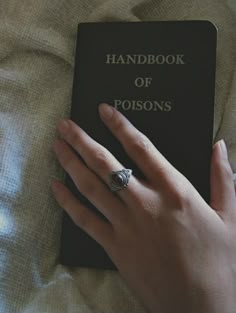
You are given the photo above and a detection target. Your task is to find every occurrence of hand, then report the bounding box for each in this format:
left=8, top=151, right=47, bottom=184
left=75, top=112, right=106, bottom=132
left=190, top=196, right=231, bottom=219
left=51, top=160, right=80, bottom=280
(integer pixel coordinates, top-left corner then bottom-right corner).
left=52, top=103, right=236, bottom=313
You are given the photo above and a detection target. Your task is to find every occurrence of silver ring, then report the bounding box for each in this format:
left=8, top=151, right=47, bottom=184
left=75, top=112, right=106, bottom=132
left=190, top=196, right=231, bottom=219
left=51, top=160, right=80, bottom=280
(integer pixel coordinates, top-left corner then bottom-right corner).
left=109, top=169, right=132, bottom=192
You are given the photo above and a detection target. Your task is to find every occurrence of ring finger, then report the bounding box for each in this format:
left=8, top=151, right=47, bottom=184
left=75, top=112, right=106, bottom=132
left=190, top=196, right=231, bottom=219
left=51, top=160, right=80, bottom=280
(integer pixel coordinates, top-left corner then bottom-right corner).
left=56, top=119, right=143, bottom=206
left=53, top=138, right=127, bottom=226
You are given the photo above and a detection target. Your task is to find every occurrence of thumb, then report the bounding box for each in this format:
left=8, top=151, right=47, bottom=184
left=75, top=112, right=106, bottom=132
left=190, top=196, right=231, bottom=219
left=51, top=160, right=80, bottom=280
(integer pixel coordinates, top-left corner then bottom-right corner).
left=210, top=139, right=236, bottom=218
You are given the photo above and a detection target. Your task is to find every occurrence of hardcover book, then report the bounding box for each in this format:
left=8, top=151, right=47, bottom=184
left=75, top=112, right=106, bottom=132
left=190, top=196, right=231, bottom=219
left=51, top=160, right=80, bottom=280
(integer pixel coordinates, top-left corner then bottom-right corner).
left=60, top=21, right=217, bottom=270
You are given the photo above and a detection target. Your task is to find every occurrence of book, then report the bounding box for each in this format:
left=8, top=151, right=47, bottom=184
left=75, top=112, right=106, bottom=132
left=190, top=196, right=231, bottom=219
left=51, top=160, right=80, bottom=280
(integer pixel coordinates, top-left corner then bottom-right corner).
left=60, top=20, right=217, bottom=270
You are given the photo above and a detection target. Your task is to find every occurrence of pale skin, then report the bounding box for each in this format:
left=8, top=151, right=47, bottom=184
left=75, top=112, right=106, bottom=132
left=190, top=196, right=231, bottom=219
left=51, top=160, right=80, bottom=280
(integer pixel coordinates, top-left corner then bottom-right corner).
left=52, top=103, right=236, bottom=313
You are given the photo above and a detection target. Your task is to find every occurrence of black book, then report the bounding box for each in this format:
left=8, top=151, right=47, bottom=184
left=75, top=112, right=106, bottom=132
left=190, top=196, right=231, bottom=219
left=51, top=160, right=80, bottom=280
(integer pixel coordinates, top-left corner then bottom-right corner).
left=60, top=21, right=217, bottom=270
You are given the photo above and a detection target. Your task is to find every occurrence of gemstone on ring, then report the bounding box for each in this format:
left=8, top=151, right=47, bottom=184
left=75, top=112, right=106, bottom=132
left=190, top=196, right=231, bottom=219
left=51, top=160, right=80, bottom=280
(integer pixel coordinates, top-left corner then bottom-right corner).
left=109, top=169, right=132, bottom=192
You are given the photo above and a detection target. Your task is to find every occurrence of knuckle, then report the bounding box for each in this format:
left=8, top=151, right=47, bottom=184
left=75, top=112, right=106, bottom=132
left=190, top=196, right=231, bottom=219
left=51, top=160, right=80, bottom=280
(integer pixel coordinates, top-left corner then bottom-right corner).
left=165, top=177, right=189, bottom=210
left=129, top=132, right=151, bottom=156
left=175, top=187, right=189, bottom=209
left=93, top=149, right=110, bottom=171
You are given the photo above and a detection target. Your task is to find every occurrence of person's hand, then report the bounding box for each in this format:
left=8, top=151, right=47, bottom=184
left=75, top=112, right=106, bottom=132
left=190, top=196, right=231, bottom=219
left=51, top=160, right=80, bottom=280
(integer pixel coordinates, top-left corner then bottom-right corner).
left=52, top=103, right=236, bottom=313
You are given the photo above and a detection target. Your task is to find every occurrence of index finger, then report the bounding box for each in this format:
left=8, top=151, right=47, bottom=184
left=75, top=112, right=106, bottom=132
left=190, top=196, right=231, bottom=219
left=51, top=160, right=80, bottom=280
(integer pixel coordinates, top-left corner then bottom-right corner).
left=98, top=103, right=177, bottom=187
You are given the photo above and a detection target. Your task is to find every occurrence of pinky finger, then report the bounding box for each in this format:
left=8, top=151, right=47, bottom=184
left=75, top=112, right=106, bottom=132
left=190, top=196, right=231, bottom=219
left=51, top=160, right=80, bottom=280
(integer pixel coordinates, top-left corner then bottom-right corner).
left=51, top=180, right=114, bottom=251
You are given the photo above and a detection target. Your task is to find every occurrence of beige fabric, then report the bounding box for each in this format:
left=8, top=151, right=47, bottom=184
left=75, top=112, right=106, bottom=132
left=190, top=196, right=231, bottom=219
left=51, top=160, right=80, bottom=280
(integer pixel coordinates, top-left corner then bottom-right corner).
left=0, top=1, right=235, bottom=312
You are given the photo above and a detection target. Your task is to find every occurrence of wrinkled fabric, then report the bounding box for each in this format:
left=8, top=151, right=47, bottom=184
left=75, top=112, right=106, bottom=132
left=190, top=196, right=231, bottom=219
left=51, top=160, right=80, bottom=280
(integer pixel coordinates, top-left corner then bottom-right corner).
left=0, top=1, right=236, bottom=312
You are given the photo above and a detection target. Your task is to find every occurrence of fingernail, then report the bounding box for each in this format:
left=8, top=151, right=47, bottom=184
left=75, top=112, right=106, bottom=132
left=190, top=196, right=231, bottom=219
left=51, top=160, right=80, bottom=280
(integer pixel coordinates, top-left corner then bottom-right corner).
left=99, top=103, right=114, bottom=121
left=219, top=139, right=228, bottom=160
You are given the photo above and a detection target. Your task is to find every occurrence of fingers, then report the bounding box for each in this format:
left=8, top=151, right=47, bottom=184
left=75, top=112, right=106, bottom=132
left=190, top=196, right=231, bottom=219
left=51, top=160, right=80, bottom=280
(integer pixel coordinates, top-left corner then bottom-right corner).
left=57, top=118, right=144, bottom=206
left=53, top=139, right=127, bottom=226
left=51, top=179, right=114, bottom=250
left=210, top=140, right=236, bottom=221
left=98, top=103, right=177, bottom=188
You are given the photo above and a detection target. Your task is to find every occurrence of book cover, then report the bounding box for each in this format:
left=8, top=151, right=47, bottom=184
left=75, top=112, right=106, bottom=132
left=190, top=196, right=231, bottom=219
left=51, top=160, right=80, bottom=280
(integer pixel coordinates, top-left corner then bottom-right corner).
left=60, top=21, right=217, bottom=270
